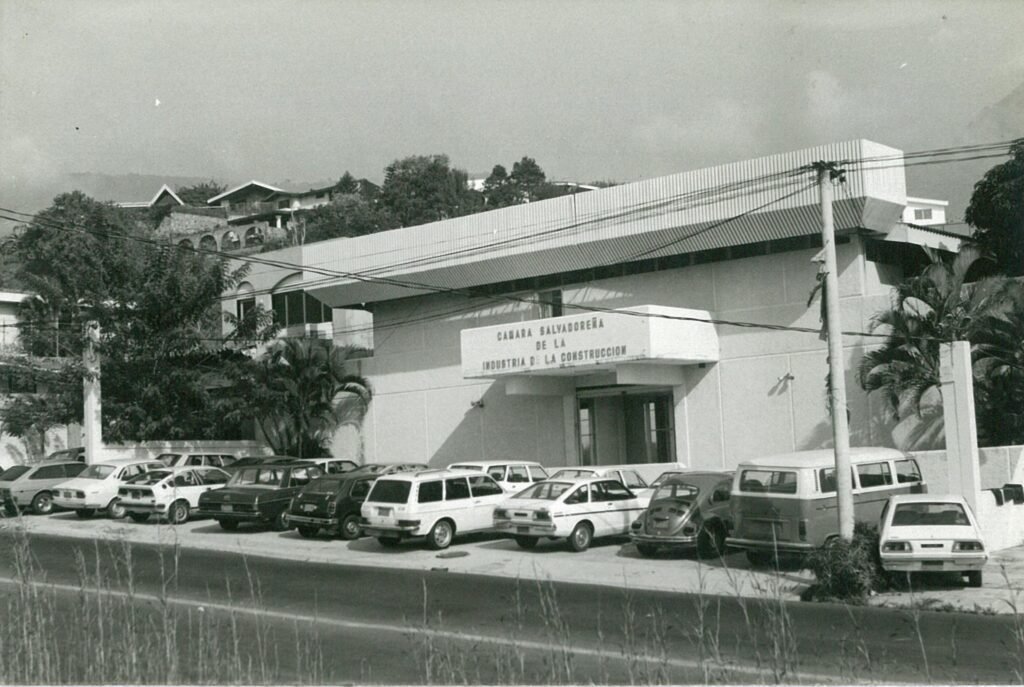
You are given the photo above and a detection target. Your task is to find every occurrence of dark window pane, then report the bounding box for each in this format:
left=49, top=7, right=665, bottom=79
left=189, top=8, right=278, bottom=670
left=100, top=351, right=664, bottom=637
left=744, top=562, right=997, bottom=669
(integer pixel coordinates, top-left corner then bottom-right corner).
left=418, top=480, right=443, bottom=503
left=285, top=291, right=304, bottom=326
left=271, top=293, right=287, bottom=325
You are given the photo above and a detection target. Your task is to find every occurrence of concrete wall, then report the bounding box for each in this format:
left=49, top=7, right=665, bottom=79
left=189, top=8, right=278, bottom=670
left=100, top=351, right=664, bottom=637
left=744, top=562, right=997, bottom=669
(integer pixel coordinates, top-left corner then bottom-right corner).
left=358, top=236, right=906, bottom=470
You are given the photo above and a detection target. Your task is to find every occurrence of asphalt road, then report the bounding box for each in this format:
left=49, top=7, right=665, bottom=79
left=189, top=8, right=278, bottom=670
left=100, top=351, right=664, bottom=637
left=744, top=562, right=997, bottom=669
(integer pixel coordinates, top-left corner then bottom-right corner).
left=1, top=531, right=1020, bottom=684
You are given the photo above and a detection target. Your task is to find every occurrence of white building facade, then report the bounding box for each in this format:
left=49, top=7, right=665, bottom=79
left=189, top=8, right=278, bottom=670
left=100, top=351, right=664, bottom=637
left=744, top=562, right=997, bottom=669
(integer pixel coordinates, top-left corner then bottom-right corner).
left=223, top=140, right=966, bottom=470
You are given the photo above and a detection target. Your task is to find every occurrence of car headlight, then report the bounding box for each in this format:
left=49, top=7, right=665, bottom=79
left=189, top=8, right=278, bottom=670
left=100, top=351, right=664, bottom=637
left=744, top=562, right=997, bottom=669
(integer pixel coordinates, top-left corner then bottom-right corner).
left=953, top=541, right=984, bottom=552
left=883, top=541, right=911, bottom=552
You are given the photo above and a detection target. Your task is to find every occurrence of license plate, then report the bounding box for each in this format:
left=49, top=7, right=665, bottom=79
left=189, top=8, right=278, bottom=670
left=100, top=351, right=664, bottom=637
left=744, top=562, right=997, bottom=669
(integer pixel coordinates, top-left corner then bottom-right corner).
left=221, top=504, right=234, bottom=512
left=922, top=561, right=944, bottom=568
left=303, top=504, right=316, bottom=512
left=378, top=507, right=391, bottom=516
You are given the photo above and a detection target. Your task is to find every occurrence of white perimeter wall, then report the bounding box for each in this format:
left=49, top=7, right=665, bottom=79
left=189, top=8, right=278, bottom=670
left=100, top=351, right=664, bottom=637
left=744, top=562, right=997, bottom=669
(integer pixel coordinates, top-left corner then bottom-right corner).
left=358, top=236, right=907, bottom=470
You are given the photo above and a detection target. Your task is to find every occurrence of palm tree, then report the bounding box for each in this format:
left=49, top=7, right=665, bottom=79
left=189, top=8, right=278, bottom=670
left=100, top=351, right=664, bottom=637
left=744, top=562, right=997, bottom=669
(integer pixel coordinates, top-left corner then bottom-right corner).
left=857, top=246, right=1016, bottom=444
left=244, top=339, right=372, bottom=458
left=972, top=285, right=1024, bottom=446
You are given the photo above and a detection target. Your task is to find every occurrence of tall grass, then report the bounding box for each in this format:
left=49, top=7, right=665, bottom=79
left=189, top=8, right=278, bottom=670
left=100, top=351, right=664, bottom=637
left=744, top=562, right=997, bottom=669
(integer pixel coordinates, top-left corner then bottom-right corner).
left=0, top=521, right=326, bottom=684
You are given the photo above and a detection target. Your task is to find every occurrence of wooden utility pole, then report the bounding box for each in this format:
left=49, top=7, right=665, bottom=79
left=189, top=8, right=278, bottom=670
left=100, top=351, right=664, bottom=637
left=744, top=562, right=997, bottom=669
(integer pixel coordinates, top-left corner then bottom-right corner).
left=813, top=161, right=854, bottom=540
left=82, top=321, right=101, bottom=465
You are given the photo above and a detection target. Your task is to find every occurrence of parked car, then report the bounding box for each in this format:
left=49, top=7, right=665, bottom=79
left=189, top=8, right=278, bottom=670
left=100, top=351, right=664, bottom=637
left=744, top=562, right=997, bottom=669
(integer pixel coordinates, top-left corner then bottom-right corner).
left=287, top=472, right=377, bottom=539
left=197, top=461, right=323, bottom=531
left=227, top=455, right=301, bottom=471
left=119, top=466, right=231, bottom=524
left=360, top=469, right=506, bottom=549
left=157, top=452, right=240, bottom=470
left=43, top=447, right=86, bottom=463
left=493, top=477, right=646, bottom=552
left=52, top=458, right=165, bottom=519
left=0, top=461, right=87, bottom=515
left=349, top=463, right=428, bottom=476
left=879, top=494, right=988, bottom=587
left=727, top=447, right=926, bottom=565
left=447, top=461, right=549, bottom=493
left=304, top=457, right=360, bottom=475
left=549, top=467, right=653, bottom=504
left=629, top=471, right=733, bottom=557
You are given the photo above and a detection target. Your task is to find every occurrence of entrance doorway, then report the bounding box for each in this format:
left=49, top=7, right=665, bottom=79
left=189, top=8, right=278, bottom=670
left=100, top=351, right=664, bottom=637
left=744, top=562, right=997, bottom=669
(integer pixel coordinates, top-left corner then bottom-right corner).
left=576, top=389, right=675, bottom=465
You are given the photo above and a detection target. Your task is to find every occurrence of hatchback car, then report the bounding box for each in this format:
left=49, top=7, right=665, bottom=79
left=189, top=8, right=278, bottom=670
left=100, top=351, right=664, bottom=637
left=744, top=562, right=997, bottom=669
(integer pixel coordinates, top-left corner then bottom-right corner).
left=0, top=461, right=87, bottom=515
left=198, top=461, right=322, bottom=531
left=360, top=469, right=506, bottom=549
left=493, top=477, right=645, bottom=552
left=879, top=494, right=988, bottom=587
left=287, top=472, right=377, bottom=539
left=447, top=461, right=549, bottom=493
left=549, top=467, right=653, bottom=504
left=157, top=452, right=240, bottom=470
left=52, top=458, right=165, bottom=519
left=629, top=471, right=733, bottom=557
left=120, top=466, right=231, bottom=524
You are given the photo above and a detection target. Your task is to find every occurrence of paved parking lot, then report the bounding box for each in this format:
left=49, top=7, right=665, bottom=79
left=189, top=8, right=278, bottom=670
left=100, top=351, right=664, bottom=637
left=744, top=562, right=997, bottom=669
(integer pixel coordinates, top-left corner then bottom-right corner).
left=4, top=511, right=1024, bottom=613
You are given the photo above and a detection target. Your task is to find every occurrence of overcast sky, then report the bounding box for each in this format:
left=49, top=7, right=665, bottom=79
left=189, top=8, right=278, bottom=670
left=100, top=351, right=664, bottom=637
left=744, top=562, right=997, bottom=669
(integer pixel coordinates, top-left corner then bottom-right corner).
left=1, top=0, right=1021, bottom=223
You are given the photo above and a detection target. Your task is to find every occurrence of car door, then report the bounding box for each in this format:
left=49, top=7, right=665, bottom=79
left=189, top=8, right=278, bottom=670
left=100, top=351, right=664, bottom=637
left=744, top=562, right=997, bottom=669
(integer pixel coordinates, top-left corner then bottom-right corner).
left=443, top=476, right=474, bottom=532
left=505, top=465, right=532, bottom=494
left=600, top=479, right=639, bottom=534
left=467, top=475, right=505, bottom=530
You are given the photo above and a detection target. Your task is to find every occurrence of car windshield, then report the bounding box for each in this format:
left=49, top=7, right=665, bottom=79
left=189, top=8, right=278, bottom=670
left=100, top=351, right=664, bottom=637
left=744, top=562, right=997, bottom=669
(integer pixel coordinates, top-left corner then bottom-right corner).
left=229, top=467, right=284, bottom=488
left=306, top=477, right=345, bottom=493
left=550, top=469, right=594, bottom=480
left=515, top=481, right=573, bottom=500
left=0, top=465, right=31, bottom=481
left=367, top=479, right=411, bottom=503
left=651, top=482, right=700, bottom=502
left=128, top=470, right=171, bottom=485
left=891, top=502, right=971, bottom=527
left=78, top=464, right=117, bottom=480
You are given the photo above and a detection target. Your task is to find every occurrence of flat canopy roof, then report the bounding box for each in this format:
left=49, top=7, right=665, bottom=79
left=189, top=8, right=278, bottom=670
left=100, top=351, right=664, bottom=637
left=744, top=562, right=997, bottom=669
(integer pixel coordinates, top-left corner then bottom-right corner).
left=285, top=140, right=910, bottom=308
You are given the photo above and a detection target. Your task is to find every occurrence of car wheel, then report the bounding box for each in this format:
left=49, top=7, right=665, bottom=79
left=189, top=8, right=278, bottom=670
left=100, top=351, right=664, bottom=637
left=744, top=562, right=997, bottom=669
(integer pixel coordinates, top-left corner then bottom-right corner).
left=745, top=549, right=773, bottom=567
left=697, top=522, right=726, bottom=558
left=568, top=522, right=593, bottom=552
left=967, top=571, right=983, bottom=588
left=427, top=519, right=455, bottom=550
left=271, top=509, right=288, bottom=532
left=514, top=535, right=539, bottom=550
left=106, top=498, right=126, bottom=520
left=31, top=491, right=53, bottom=515
left=339, top=514, right=362, bottom=541
left=127, top=512, right=149, bottom=523
left=169, top=500, right=189, bottom=525
left=297, top=526, right=319, bottom=539
left=377, top=536, right=400, bottom=548
left=218, top=519, right=239, bottom=531
left=636, top=543, right=658, bottom=557
left=4, top=503, right=19, bottom=517
left=76, top=508, right=96, bottom=519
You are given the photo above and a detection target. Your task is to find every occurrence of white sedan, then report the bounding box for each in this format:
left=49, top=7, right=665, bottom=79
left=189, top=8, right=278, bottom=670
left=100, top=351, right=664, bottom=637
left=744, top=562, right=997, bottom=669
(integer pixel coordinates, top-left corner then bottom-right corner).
left=119, top=466, right=231, bottom=524
left=879, top=494, right=989, bottom=587
left=52, top=459, right=165, bottom=519
left=492, top=477, right=645, bottom=552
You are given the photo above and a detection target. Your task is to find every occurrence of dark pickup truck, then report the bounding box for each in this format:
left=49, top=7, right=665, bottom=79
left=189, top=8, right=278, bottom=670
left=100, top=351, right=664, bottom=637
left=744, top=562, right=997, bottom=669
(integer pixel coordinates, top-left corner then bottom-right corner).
left=287, top=473, right=378, bottom=540
left=198, top=460, right=322, bottom=531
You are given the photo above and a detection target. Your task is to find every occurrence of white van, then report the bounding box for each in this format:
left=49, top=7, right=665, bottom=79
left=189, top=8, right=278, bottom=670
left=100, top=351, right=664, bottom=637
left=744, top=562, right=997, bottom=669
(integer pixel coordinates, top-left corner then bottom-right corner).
left=360, top=469, right=507, bottom=549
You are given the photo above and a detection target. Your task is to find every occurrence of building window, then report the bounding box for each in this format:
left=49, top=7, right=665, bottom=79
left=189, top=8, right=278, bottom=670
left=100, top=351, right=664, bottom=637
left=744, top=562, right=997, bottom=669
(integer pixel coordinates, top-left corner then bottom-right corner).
left=236, top=297, right=255, bottom=322
left=913, top=208, right=933, bottom=221
left=270, top=290, right=331, bottom=328
left=578, top=398, right=596, bottom=466
left=538, top=290, right=563, bottom=318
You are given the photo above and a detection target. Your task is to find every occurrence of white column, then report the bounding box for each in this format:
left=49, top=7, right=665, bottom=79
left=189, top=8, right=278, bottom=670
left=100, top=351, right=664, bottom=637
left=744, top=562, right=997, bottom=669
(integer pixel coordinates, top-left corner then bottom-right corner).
left=82, top=321, right=102, bottom=465
left=939, top=341, right=981, bottom=512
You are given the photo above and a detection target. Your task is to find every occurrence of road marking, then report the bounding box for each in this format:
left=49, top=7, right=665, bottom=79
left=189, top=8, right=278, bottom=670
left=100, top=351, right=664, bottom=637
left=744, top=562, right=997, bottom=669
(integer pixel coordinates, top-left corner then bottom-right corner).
left=0, top=576, right=892, bottom=683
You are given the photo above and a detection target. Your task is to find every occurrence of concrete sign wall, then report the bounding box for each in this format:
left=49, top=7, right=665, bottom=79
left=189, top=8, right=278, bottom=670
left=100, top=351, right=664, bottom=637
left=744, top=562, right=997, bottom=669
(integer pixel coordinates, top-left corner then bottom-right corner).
left=461, top=305, right=718, bottom=378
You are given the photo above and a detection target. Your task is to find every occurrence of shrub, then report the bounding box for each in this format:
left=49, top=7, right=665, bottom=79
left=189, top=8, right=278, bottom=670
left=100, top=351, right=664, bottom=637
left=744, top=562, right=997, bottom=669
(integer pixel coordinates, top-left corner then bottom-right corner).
left=803, top=522, right=884, bottom=603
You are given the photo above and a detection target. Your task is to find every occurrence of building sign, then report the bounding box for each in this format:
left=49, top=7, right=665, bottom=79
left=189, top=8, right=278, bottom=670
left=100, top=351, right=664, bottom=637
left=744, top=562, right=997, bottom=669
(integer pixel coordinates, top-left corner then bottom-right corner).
left=461, top=305, right=718, bottom=378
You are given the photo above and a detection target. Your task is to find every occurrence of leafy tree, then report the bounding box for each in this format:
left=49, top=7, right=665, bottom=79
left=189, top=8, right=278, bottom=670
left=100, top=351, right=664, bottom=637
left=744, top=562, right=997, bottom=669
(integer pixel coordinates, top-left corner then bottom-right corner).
left=965, top=139, right=1024, bottom=276
left=857, top=247, right=1017, bottom=447
left=973, top=285, right=1024, bottom=445
left=510, top=156, right=548, bottom=202
left=378, top=154, right=481, bottom=227
left=482, top=164, right=520, bottom=208
left=175, top=180, right=227, bottom=206
left=1, top=192, right=278, bottom=445
left=300, top=194, right=396, bottom=244
left=229, top=339, right=371, bottom=458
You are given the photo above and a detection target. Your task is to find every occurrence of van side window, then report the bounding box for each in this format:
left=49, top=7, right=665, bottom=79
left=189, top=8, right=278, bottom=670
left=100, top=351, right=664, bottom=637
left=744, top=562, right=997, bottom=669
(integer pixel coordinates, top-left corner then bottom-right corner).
left=507, top=466, right=530, bottom=483
left=856, top=462, right=893, bottom=489
left=418, top=481, right=443, bottom=503
left=818, top=468, right=836, bottom=494
left=445, top=478, right=471, bottom=500
left=740, top=469, right=797, bottom=494
left=487, top=466, right=507, bottom=481
left=894, top=459, right=922, bottom=484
